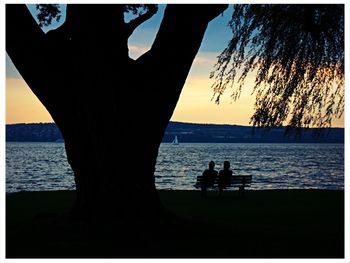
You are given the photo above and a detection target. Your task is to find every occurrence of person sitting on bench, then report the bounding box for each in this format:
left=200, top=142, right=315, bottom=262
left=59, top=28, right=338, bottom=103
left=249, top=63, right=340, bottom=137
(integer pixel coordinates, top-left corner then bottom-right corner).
left=218, top=161, right=233, bottom=196
left=201, top=161, right=218, bottom=195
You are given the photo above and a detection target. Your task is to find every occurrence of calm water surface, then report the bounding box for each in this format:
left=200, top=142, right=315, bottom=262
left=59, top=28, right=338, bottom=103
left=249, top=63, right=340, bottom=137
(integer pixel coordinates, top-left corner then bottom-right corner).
left=6, top=142, right=344, bottom=192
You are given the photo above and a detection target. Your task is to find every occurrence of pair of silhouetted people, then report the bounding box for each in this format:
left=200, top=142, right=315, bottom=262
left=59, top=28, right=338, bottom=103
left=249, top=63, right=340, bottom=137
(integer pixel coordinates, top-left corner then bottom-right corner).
left=201, top=160, right=233, bottom=196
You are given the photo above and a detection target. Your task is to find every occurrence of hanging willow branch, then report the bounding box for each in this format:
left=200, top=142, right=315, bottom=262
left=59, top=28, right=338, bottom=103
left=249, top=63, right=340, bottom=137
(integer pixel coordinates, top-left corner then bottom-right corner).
left=211, top=4, right=344, bottom=128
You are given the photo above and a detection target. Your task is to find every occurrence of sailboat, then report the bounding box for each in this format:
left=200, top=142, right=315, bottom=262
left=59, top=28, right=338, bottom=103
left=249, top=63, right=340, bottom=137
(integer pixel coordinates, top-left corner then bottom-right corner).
left=172, top=135, right=179, bottom=145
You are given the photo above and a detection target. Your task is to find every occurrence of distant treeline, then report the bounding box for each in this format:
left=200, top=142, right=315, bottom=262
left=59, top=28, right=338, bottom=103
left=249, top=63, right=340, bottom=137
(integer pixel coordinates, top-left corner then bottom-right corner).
left=6, top=122, right=344, bottom=143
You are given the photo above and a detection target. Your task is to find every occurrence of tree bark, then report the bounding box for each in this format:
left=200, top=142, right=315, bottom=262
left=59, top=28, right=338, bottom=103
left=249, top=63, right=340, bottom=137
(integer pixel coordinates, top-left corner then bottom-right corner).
left=6, top=4, right=228, bottom=220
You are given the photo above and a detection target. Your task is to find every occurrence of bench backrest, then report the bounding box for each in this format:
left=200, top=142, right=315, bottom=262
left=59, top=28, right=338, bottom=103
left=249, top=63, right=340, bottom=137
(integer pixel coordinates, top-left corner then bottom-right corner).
left=196, top=175, right=252, bottom=185
left=230, top=175, right=252, bottom=185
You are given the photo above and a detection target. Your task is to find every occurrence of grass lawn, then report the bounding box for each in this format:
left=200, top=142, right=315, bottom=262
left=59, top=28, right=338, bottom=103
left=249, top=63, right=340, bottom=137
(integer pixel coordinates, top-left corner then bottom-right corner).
left=6, top=189, right=344, bottom=258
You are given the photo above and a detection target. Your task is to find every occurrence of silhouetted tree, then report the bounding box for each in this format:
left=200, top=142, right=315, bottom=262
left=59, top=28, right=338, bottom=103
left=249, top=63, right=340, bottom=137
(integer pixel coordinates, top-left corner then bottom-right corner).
left=211, top=4, right=344, bottom=129
left=6, top=4, right=228, bottom=219
left=6, top=4, right=344, bottom=220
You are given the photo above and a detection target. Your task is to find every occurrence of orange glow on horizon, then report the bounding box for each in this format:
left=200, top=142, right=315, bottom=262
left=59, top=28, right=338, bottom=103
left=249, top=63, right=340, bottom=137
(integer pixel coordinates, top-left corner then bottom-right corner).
left=6, top=78, right=53, bottom=124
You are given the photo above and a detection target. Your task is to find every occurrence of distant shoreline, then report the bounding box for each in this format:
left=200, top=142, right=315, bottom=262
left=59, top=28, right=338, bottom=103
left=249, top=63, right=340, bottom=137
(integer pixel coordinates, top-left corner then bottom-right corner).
left=6, top=122, right=344, bottom=143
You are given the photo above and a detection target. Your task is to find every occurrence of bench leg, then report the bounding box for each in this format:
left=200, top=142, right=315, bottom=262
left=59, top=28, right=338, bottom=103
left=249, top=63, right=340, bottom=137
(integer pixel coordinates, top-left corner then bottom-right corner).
left=218, top=186, right=224, bottom=197
left=239, top=186, right=245, bottom=196
left=201, top=186, right=207, bottom=197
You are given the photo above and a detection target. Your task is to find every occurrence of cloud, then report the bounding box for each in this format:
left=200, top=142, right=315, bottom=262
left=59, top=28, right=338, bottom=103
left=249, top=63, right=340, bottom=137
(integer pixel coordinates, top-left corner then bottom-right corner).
left=193, top=53, right=218, bottom=66
left=128, top=45, right=150, bottom=59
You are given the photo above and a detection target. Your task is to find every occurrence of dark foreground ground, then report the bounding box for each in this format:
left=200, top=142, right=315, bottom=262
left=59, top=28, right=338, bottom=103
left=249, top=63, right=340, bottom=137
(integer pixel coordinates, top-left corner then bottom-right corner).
left=6, top=189, right=344, bottom=258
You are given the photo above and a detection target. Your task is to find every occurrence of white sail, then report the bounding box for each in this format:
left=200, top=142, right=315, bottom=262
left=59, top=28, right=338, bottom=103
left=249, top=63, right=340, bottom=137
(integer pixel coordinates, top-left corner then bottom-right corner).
left=172, top=135, right=179, bottom=145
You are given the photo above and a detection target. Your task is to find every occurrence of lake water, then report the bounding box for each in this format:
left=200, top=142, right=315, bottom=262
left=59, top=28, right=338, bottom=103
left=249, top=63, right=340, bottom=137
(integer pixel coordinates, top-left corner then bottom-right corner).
left=6, top=142, right=344, bottom=193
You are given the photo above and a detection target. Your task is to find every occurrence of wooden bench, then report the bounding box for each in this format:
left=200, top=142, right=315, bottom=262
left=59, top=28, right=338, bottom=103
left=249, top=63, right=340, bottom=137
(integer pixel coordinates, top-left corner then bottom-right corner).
left=194, top=175, right=252, bottom=196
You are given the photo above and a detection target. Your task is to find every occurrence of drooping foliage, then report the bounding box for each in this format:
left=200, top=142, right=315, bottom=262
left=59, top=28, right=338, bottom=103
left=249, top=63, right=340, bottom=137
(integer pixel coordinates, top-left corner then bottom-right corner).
left=211, top=4, right=344, bottom=128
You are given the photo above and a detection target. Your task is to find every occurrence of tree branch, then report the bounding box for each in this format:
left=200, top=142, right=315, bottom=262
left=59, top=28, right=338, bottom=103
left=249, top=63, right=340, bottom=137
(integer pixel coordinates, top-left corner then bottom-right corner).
left=65, top=4, right=125, bottom=38
left=64, top=4, right=130, bottom=60
left=138, top=4, right=227, bottom=95
left=6, top=4, right=77, bottom=129
left=125, top=5, right=158, bottom=37
left=136, top=4, right=228, bottom=124
left=6, top=4, right=57, bottom=104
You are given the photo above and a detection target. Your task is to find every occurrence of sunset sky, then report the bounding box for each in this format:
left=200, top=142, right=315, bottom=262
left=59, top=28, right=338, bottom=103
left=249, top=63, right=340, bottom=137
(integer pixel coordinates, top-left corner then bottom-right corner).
left=5, top=4, right=345, bottom=127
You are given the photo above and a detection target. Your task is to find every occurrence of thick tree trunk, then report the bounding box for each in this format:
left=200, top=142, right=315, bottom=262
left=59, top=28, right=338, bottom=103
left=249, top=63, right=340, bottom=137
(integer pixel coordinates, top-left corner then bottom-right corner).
left=6, top=4, right=228, bottom=221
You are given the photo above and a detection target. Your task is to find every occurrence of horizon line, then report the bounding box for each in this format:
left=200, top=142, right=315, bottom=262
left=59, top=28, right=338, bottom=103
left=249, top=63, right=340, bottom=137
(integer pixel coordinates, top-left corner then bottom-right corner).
left=5, top=121, right=345, bottom=129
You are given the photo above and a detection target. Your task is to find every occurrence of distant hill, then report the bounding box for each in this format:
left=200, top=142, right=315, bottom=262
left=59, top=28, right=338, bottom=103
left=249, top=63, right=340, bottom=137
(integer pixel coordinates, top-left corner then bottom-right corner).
left=6, top=123, right=62, bottom=142
left=6, top=122, right=344, bottom=143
